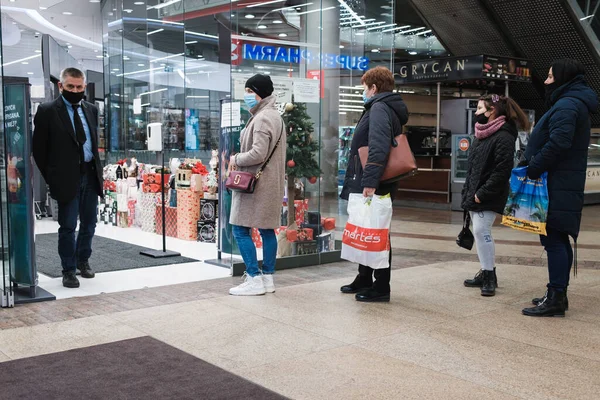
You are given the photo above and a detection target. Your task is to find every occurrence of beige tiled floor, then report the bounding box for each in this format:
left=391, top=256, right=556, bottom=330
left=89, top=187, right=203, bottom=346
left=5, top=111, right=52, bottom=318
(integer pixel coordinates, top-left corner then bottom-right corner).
left=0, top=315, right=144, bottom=360
left=2, top=262, right=600, bottom=399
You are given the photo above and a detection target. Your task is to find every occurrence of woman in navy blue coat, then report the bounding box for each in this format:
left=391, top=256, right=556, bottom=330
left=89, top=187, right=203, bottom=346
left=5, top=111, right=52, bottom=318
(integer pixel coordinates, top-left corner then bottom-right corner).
left=522, top=59, right=598, bottom=317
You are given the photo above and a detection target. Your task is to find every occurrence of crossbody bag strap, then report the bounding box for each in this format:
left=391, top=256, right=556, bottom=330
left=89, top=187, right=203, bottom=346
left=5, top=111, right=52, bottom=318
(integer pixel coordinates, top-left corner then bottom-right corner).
left=255, top=118, right=285, bottom=179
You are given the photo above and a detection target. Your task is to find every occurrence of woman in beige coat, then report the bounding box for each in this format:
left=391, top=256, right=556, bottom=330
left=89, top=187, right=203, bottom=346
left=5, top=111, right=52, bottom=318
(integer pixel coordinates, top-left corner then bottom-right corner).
left=229, top=74, right=286, bottom=296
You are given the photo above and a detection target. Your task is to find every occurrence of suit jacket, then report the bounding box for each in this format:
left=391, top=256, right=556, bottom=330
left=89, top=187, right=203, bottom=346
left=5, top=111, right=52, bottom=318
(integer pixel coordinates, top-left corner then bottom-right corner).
left=32, top=97, right=103, bottom=203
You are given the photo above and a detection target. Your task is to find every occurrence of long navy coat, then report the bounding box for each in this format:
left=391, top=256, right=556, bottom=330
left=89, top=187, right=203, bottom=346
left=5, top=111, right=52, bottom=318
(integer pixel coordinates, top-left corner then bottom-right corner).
left=525, top=75, right=598, bottom=239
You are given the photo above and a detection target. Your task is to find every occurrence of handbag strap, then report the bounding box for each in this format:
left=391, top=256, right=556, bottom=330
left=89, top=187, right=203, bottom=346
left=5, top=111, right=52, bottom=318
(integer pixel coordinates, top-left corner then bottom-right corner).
left=463, top=210, right=471, bottom=228
left=255, top=118, right=285, bottom=180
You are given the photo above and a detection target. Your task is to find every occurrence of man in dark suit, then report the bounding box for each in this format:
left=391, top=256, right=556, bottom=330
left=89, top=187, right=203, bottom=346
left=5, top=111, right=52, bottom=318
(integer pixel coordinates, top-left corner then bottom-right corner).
left=33, top=67, right=103, bottom=288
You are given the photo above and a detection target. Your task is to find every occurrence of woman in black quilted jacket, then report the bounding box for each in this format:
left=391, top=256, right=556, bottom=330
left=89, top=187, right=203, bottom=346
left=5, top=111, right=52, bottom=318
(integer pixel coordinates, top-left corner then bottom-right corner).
left=462, top=95, right=530, bottom=296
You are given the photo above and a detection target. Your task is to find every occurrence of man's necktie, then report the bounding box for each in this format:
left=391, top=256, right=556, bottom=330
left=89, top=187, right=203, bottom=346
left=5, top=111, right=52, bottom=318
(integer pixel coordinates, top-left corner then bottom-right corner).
left=71, top=104, right=87, bottom=146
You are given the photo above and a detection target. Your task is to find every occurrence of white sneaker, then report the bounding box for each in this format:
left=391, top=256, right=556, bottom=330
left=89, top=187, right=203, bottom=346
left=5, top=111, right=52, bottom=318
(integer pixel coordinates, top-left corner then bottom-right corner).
left=263, top=274, right=275, bottom=293
left=229, top=273, right=266, bottom=296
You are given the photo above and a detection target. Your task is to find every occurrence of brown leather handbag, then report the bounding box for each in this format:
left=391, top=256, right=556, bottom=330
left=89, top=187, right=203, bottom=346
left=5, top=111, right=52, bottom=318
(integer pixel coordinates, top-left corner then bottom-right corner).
left=226, top=121, right=284, bottom=193
left=358, top=133, right=418, bottom=183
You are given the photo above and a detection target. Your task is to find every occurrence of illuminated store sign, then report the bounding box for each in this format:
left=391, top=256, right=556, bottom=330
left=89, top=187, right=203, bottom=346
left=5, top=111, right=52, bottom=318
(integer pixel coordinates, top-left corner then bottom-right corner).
left=242, top=43, right=370, bottom=71
left=396, top=55, right=532, bottom=84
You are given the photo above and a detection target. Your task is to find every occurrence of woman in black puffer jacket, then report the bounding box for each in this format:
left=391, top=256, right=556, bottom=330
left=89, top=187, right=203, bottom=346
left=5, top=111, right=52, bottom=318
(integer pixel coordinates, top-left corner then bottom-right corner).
left=462, top=95, right=530, bottom=297
left=522, top=59, right=598, bottom=318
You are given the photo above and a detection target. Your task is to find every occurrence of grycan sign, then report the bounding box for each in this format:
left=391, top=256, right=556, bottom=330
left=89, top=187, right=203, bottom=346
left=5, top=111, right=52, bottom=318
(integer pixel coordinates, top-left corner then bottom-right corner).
left=342, top=223, right=390, bottom=252
left=242, top=43, right=370, bottom=71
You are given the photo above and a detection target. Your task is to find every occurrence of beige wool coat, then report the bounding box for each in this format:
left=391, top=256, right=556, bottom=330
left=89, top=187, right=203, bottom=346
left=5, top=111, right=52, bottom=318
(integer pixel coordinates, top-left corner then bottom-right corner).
left=229, top=95, right=286, bottom=229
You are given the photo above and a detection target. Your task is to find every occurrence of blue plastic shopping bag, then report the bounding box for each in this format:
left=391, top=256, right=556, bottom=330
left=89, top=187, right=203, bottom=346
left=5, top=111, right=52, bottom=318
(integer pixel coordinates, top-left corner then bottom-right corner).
left=501, top=167, right=548, bottom=235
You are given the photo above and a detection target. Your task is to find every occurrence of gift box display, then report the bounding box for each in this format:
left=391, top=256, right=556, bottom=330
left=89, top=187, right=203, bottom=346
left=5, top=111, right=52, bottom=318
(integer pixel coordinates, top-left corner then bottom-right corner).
left=286, top=228, right=314, bottom=242
left=98, top=191, right=118, bottom=226
left=197, top=221, right=217, bottom=243
left=317, top=232, right=335, bottom=252
left=200, top=199, right=218, bottom=222
left=251, top=226, right=286, bottom=249
left=177, top=190, right=202, bottom=241
left=140, top=192, right=161, bottom=232
left=281, top=199, right=310, bottom=226
left=322, top=218, right=336, bottom=231
left=118, top=211, right=129, bottom=228
left=291, top=240, right=318, bottom=256
left=155, top=205, right=178, bottom=237
left=176, top=168, right=192, bottom=189
left=142, top=173, right=164, bottom=185
left=190, top=174, right=204, bottom=193
left=127, top=199, right=136, bottom=227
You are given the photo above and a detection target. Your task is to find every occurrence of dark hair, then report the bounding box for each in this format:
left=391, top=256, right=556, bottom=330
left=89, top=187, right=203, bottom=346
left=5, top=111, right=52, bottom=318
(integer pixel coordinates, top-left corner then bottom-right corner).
left=551, top=59, right=585, bottom=87
left=479, top=94, right=530, bottom=130
left=361, top=66, right=395, bottom=93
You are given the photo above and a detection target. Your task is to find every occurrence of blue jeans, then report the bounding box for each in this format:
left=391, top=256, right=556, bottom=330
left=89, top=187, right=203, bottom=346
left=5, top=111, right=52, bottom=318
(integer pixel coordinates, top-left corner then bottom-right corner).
left=57, top=166, right=99, bottom=274
left=232, top=225, right=277, bottom=277
left=541, top=227, right=573, bottom=291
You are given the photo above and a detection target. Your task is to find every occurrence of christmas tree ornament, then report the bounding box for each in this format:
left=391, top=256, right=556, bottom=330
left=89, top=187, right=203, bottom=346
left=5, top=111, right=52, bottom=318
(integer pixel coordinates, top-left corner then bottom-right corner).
left=285, top=102, right=294, bottom=112
left=309, top=176, right=317, bottom=184
left=287, top=159, right=296, bottom=168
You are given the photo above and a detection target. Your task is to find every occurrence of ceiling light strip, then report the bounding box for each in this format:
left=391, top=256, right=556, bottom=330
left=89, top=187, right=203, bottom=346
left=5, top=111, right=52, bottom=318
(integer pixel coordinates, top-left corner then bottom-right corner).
left=247, top=0, right=286, bottom=7
left=338, top=0, right=365, bottom=26
left=2, top=54, right=41, bottom=67
left=139, top=88, right=168, bottom=97
left=147, top=0, right=181, bottom=11
left=296, top=6, right=336, bottom=16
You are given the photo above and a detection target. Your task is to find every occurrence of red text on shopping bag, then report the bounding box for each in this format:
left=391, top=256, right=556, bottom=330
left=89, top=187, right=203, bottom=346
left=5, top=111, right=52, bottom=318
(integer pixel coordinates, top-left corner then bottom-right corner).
left=342, top=223, right=389, bottom=252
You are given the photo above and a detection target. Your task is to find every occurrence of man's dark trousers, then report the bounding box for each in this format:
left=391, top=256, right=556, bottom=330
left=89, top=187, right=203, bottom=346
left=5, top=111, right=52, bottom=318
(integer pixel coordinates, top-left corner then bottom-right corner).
left=57, top=162, right=99, bottom=274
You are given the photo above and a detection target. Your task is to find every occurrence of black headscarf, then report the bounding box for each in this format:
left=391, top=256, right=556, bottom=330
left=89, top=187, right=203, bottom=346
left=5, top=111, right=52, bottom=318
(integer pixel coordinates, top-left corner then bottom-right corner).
left=546, top=59, right=586, bottom=106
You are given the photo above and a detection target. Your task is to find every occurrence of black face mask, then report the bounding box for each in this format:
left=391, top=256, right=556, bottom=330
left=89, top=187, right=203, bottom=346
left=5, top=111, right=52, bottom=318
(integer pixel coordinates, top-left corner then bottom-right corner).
left=545, top=82, right=560, bottom=107
left=62, top=89, right=85, bottom=104
left=474, top=112, right=489, bottom=125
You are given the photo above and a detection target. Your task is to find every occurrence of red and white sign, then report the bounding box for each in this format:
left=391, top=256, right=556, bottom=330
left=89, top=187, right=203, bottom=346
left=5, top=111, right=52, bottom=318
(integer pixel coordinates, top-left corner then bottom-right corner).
left=307, top=69, right=325, bottom=99
left=231, top=39, right=242, bottom=66
left=459, top=138, right=470, bottom=152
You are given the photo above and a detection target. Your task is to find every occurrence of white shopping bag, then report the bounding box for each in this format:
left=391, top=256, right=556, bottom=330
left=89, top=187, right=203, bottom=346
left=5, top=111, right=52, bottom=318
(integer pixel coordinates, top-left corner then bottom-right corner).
left=341, top=193, right=392, bottom=269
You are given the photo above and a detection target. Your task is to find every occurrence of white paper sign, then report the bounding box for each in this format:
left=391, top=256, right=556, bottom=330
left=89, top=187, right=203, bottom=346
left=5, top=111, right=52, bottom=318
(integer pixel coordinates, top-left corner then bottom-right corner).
left=233, top=74, right=252, bottom=100
left=293, top=79, right=320, bottom=103
left=133, top=98, right=142, bottom=114
left=221, top=101, right=241, bottom=128
left=272, top=77, right=293, bottom=103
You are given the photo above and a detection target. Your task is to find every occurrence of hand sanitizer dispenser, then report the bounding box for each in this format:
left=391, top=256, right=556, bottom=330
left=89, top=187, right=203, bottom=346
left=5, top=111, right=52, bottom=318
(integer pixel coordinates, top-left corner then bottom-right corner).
left=147, top=123, right=163, bottom=151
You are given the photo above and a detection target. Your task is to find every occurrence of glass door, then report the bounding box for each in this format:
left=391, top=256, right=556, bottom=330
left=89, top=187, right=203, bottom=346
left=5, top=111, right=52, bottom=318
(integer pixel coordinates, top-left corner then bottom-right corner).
left=0, top=14, right=14, bottom=307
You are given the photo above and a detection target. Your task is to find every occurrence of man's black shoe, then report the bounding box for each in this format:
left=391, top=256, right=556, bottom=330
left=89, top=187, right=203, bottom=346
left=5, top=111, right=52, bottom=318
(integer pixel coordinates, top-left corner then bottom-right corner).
left=62, top=272, right=80, bottom=288
left=355, top=288, right=390, bottom=303
left=77, top=262, right=95, bottom=279
left=341, top=275, right=372, bottom=294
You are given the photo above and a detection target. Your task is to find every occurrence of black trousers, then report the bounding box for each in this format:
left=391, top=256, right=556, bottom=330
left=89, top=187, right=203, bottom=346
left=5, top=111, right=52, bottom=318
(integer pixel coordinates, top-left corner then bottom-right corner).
left=357, top=240, right=392, bottom=293
left=541, top=226, right=573, bottom=291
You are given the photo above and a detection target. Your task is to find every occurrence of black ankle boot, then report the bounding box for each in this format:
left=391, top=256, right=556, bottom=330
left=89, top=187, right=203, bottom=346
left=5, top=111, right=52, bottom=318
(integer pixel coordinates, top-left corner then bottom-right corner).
left=532, top=289, right=569, bottom=310
left=465, top=268, right=497, bottom=288
left=480, top=270, right=496, bottom=297
left=522, top=288, right=566, bottom=317
left=340, top=275, right=372, bottom=294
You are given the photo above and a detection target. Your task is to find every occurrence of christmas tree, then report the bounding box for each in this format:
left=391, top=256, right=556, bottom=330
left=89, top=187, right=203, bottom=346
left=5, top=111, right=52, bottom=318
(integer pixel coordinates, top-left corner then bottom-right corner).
left=283, top=101, right=321, bottom=227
